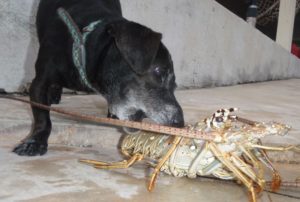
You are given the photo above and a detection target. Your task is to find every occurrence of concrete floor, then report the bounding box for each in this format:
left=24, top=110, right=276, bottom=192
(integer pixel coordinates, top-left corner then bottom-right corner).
left=0, top=79, right=300, bottom=202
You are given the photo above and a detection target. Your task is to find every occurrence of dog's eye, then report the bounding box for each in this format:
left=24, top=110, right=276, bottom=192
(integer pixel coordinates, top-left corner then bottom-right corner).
left=153, top=66, right=163, bottom=76
left=152, top=66, right=167, bottom=84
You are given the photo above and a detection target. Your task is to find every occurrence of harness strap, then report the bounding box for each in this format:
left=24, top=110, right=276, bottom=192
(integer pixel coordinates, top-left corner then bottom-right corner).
left=57, top=8, right=102, bottom=93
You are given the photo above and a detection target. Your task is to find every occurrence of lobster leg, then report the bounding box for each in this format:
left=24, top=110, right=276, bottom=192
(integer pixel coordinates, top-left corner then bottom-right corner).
left=254, top=148, right=281, bottom=191
left=258, top=156, right=281, bottom=192
left=250, top=144, right=300, bottom=152
left=79, top=153, right=144, bottom=169
left=237, top=146, right=266, bottom=189
left=209, top=142, right=257, bottom=202
left=148, top=136, right=183, bottom=191
left=230, top=153, right=265, bottom=192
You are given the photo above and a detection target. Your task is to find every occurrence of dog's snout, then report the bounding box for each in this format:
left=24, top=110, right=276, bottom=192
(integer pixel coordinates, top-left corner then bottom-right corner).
left=171, top=114, right=184, bottom=128
left=169, top=104, right=184, bottom=127
left=107, top=111, right=119, bottom=119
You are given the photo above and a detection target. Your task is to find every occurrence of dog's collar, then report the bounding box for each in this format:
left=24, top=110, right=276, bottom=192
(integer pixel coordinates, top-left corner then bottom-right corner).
left=57, top=7, right=101, bottom=93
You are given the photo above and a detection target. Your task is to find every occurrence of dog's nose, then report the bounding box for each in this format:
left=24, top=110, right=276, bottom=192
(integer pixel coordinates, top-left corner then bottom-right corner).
left=171, top=115, right=184, bottom=128
left=107, top=110, right=119, bottom=119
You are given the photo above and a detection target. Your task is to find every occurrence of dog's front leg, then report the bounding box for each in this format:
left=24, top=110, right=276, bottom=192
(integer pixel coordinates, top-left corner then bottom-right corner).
left=13, top=78, right=54, bottom=156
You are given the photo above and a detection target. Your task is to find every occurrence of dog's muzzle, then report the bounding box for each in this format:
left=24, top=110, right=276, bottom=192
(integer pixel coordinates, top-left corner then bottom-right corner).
left=170, top=112, right=184, bottom=128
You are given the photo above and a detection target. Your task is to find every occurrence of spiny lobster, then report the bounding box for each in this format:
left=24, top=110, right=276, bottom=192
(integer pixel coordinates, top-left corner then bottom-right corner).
left=80, top=108, right=299, bottom=202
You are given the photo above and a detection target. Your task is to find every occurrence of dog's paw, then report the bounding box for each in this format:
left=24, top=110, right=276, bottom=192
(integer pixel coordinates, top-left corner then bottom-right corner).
left=13, top=141, right=48, bottom=156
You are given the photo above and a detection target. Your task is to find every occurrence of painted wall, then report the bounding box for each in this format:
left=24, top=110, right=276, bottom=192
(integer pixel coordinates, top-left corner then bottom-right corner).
left=0, top=0, right=299, bottom=92
left=0, top=0, right=39, bottom=92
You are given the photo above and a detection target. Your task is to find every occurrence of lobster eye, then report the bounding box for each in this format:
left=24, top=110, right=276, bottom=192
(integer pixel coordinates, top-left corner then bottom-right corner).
left=215, top=117, right=224, bottom=123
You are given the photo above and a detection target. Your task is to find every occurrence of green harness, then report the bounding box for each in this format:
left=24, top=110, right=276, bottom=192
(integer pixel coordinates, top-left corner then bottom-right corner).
left=57, top=8, right=102, bottom=93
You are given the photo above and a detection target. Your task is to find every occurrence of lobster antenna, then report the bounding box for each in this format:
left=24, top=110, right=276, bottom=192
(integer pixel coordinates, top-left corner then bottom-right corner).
left=0, top=95, right=218, bottom=141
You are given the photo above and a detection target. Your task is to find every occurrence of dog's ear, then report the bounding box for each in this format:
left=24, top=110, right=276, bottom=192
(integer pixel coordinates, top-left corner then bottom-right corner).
left=107, top=21, right=162, bottom=75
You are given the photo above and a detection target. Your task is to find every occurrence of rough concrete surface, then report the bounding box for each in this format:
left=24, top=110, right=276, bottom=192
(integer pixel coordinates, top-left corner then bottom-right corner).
left=0, top=79, right=300, bottom=202
left=1, top=0, right=300, bottom=92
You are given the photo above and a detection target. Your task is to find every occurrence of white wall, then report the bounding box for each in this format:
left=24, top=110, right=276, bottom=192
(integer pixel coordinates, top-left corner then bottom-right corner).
left=0, top=0, right=39, bottom=92
left=0, top=0, right=299, bottom=92
left=121, top=0, right=300, bottom=88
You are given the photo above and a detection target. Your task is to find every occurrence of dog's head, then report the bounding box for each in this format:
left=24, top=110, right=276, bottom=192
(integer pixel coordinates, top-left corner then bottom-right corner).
left=99, top=20, right=184, bottom=128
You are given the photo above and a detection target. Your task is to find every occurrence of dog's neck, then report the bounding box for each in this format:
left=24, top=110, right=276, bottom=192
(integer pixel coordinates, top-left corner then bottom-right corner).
left=84, top=18, right=123, bottom=90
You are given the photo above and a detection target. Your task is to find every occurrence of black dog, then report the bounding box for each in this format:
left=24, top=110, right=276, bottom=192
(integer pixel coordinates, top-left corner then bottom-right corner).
left=14, top=0, right=184, bottom=156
